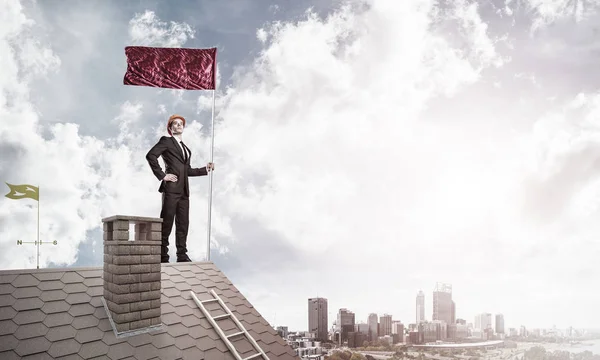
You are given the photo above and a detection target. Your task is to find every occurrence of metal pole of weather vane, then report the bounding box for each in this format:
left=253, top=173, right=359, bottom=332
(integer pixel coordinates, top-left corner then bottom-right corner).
left=17, top=186, right=58, bottom=269
left=24, top=185, right=58, bottom=269
left=37, top=185, right=40, bottom=267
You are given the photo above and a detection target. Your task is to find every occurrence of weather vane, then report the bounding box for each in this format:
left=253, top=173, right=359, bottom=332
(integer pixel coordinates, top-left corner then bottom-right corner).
left=16, top=239, right=58, bottom=269
left=5, top=182, right=57, bottom=269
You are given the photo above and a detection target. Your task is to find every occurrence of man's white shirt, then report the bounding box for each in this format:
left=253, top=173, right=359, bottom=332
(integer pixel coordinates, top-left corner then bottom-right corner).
left=171, top=135, right=187, bottom=160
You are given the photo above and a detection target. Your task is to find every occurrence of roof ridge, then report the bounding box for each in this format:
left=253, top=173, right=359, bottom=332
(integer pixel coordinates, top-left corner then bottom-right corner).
left=0, top=261, right=217, bottom=275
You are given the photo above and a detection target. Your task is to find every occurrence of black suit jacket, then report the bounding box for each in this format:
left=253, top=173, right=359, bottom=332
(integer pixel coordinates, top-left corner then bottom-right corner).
left=146, top=136, right=208, bottom=197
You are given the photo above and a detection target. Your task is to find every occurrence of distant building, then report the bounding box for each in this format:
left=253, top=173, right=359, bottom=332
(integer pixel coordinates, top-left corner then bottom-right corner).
left=416, top=290, right=425, bottom=323
left=495, top=314, right=505, bottom=334
left=380, top=314, right=392, bottom=336
left=288, top=336, right=325, bottom=359
left=277, top=326, right=289, bottom=339
left=330, top=322, right=337, bottom=342
left=348, top=332, right=368, bottom=348
left=519, top=326, right=527, bottom=337
left=433, top=283, right=453, bottom=325
left=308, top=297, right=328, bottom=342
left=368, top=313, right=378, bottom=341
left=475, top=313, right=492, bottom=332
left=448, top=324, right=469, bottom=339
left=456, top=318, right=467, bottom=325
left=434, top=320, right=448, bottom=340
left=392, top=321, right=405, bottom=335
left=408, top=331, right=423, bottom=345
left=354, top=323, right=369, bottom=335
left=392, top=321, right=405, bottom=344
left=420, top=321, right=445, bottom=343
left=337, top=308, right=355, bottom=345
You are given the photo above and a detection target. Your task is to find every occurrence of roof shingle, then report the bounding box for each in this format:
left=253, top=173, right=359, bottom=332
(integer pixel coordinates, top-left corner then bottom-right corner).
left=0, top=262, right=299, bottom=360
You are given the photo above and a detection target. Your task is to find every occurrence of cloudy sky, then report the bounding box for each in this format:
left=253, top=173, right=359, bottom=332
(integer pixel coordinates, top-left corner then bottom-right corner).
left=2, top=0, right=600, bottom=333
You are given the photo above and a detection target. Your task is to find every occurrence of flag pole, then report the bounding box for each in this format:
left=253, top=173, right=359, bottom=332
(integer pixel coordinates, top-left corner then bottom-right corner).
left=206, top=53, right=217, bottom=262
left=37, top=185, right=40, bottom=269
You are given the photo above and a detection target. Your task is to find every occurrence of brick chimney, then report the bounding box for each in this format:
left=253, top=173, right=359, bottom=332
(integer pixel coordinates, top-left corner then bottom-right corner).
left=101, top=215, right=163, bottom=335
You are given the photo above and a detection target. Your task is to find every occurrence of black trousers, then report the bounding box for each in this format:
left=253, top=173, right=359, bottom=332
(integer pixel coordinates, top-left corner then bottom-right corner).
left=160, top=192, right=189, bottom=260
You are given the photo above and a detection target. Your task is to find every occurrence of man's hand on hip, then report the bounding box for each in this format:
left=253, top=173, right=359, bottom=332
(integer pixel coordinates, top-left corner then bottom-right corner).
left=207, top=162, right=215, bottom=172
left=164, top=174, right=178, bottom=182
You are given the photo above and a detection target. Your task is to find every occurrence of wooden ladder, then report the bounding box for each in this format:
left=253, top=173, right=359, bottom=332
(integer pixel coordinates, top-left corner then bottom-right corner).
left=190, top=289, right=270, bottom=360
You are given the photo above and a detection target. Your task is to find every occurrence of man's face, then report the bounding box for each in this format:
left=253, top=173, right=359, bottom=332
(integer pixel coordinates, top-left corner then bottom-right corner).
left=170, top=119, right=184, bottom=135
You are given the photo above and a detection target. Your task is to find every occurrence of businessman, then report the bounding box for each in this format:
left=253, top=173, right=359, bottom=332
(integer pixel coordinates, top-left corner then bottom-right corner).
left=146, top=114, right=214, bottom=263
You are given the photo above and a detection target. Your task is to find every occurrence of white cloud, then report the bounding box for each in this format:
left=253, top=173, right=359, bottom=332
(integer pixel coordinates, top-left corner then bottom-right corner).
left=128, top=10, right=195, bottom=47
left=256, top=28, right=268, bottom=43
left=215, top=0, right=506, bottom=256
left=523, top=0, right=600, bottom=30
left=269, top=4, right=280, bottom=15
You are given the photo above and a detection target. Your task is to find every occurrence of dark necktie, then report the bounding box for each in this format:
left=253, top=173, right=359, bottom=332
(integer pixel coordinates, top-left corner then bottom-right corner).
left=180, top=141, right=188, bottom=162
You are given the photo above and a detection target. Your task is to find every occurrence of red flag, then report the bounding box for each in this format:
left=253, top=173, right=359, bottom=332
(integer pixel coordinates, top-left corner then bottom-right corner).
left=123, top=46, right=216, bottom=90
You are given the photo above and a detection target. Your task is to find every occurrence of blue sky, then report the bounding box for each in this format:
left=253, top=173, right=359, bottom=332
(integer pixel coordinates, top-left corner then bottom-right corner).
left=2, top=0, right=600, bottom=333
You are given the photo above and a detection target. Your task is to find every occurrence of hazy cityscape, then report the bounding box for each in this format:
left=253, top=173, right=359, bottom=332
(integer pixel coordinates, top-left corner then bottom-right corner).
left=275, top=283, right=600, bottom=360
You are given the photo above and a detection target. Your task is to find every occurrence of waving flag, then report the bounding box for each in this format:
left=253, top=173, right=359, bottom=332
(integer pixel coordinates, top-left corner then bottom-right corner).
left=5, top=183, right=39, bottom=201
left=123, top=46, right=216, bottom=90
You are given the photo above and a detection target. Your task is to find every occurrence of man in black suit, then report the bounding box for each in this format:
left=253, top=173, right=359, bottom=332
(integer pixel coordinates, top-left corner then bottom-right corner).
left=146, top=114, right=214, bottom=263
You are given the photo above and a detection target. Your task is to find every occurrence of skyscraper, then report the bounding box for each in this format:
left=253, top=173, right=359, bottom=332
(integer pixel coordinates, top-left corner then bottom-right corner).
left=416, top=290, right=425, bottom=324
left=495, top=314, right=505, bottom=334
left=432, top=283, right=453, bottom=325
left=337, top=308, right=355, bottom=345
left=483, top=313, right=492, bottom=330
left=475, top=313, right=492, bottom=330
left=392, top=321, right=405, bottom=343
left=368, top=313, right=378, bottom=341
left=380, top=314, right=392, bottom=336
left=308, top=297, right=328, bottom=341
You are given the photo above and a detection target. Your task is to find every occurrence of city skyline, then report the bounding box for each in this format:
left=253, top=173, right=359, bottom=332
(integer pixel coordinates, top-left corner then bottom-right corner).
left=295, top=282, right=575, bottom=335
left=296, top=292, right=600, bottom=340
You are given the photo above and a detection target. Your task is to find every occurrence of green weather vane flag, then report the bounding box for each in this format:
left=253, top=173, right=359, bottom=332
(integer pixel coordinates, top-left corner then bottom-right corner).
left=5, top=183, right=39, bottom=201
left=5, top=182, right=57, bottom=269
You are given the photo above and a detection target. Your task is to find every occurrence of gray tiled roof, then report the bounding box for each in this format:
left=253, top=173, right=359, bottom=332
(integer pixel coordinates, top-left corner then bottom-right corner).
left=0, top=262, right=299, bottom=359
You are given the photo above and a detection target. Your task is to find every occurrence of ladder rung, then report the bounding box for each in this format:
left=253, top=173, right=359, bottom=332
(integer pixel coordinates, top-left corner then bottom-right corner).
left=227, top=331, right=245, bottom=339
left=243, top=353, right=263, bottom=360
left=201, top=298, right=219, bottom=303
left=213, top=313, right=231, bottom=320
